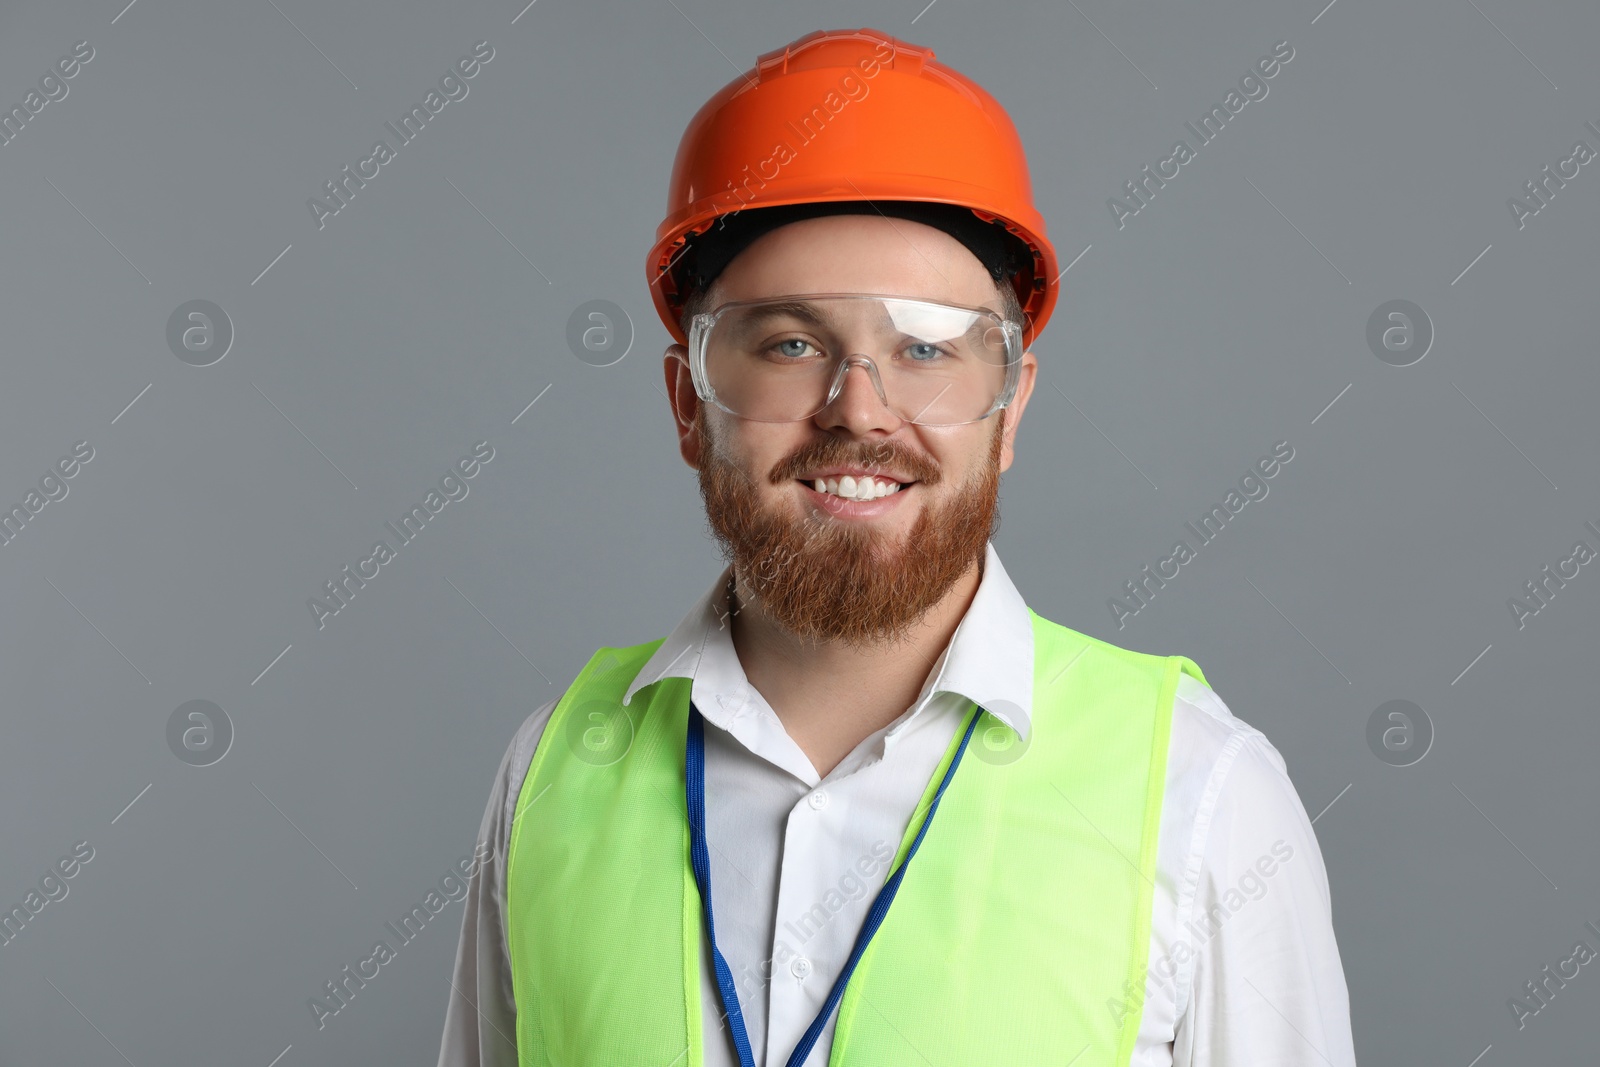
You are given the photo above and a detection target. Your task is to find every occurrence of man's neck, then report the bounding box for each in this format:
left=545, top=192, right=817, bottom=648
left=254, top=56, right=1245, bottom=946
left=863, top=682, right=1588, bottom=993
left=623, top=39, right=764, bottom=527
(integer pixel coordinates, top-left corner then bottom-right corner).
left=727, top=555, right=984, bottom=779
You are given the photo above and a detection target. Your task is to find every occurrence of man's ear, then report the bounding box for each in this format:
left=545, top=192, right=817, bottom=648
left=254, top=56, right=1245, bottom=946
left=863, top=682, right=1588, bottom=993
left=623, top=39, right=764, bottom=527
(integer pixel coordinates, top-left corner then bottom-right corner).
left=999, top=350, right=1037, bottom=473
left=664, top=345, right=703, bottom=470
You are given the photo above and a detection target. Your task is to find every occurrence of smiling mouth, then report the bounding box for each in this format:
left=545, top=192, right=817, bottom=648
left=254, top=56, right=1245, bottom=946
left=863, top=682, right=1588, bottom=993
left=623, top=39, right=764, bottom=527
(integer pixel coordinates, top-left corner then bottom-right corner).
left=795, top=474, right=916, bottom=501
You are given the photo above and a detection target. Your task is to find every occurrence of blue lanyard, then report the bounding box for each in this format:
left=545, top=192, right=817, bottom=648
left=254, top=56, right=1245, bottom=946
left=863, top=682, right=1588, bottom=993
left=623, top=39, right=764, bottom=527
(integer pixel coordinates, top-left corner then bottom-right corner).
left=685, top=699, right=982, bottom=1067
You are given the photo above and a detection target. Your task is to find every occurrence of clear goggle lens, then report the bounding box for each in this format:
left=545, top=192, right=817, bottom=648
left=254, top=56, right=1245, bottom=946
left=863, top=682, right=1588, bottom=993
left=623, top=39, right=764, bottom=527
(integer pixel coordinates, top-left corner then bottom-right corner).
left=688, top=294, right=1023, bottom=427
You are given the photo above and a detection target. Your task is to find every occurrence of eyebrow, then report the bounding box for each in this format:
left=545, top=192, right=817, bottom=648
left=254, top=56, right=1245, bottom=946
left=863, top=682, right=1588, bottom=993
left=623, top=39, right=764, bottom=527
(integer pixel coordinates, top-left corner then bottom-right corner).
left=731, top=301, right=832, bottom=329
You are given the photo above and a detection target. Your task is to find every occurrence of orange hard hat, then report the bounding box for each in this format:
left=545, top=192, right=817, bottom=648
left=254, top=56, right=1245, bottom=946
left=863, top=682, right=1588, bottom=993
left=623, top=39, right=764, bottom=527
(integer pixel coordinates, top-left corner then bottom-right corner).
left=646, top=27, right=1059, bottom=347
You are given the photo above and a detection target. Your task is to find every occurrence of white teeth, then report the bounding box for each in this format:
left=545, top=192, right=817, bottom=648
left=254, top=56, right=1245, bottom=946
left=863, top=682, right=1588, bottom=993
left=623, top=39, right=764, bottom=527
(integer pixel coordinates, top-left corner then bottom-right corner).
left=810, top=475, right=903, bottom=500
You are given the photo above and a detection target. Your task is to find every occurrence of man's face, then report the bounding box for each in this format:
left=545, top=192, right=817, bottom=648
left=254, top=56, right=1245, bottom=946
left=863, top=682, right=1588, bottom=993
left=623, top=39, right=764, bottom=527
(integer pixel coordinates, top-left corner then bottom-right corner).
left=664, top=215, right=1038, bottom=647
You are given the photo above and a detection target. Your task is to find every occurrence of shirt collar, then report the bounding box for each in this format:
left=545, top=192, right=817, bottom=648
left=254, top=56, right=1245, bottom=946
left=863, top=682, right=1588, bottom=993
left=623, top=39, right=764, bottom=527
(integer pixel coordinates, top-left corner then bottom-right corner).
left=621, top=541, right=1035, bottom=742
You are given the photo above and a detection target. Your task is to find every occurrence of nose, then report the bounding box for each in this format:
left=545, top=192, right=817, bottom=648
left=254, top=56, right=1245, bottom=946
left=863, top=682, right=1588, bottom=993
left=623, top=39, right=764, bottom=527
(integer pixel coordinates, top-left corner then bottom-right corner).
left=815, top=356, right=901, bottom=434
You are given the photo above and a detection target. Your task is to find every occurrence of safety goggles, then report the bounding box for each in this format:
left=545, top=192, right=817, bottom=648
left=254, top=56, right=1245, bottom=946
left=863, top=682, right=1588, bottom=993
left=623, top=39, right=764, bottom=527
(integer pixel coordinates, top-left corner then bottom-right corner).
left=686, top=293, right=1025, bottom=428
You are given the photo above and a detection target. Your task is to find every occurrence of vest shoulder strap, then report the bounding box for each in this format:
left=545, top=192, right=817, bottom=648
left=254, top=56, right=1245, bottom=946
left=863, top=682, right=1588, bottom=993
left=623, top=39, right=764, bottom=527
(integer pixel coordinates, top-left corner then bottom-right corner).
left=1029, top=605, right=1210, bottom=691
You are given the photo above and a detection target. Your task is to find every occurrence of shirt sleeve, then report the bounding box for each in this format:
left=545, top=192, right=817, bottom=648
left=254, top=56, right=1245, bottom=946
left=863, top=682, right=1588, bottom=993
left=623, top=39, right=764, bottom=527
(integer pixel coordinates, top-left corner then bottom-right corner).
left=437, top=698, right=559, bottom=1067
left=1172, top=725, right=1358, bottom=1067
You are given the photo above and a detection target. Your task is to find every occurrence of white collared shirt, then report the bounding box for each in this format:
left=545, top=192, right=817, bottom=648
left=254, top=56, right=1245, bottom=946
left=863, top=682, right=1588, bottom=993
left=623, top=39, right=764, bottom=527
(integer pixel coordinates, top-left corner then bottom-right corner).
left=437, top=542, right=1358, bottom=1066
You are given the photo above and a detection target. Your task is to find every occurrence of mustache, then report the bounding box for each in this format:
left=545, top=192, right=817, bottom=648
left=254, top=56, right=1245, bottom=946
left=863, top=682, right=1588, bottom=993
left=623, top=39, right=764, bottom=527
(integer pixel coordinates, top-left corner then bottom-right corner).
left=770, top=439, right=941, bottom=486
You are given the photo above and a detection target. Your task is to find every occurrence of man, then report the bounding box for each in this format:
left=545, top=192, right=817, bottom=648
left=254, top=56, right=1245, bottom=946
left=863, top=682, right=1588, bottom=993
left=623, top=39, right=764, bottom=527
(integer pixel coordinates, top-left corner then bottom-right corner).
left=439, top=27, right=1356, bottom=1067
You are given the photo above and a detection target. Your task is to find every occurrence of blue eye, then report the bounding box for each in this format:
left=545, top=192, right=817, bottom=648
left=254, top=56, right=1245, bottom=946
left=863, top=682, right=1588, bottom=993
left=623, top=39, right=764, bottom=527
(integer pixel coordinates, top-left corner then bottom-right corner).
left=906, top=342, right=942, bottom=361
left=771, top=338, right=816, bottom=359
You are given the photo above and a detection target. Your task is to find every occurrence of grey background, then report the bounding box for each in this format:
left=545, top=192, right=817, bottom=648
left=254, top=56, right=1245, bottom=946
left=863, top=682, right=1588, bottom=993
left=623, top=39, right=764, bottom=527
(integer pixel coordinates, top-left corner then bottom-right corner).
left=1, top=0, right=1595, bottom=1063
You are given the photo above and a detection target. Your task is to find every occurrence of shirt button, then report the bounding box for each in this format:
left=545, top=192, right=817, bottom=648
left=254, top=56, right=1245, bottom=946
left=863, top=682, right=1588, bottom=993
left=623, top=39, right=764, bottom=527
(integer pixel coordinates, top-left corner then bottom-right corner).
left=807, top=790, right=829, bottom=810
left=791, top=956, right=812, bottom=980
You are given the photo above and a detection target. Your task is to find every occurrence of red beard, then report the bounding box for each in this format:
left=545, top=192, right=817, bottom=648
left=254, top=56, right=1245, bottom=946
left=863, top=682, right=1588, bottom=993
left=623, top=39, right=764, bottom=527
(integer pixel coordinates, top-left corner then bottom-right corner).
left=697, top=416, right=1004, bottom=647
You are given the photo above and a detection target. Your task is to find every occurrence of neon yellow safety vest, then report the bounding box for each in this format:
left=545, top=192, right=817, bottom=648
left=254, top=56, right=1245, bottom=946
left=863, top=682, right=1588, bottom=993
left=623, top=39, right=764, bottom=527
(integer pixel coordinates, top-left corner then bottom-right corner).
left=505, top=607, right=1207, bottom=1065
